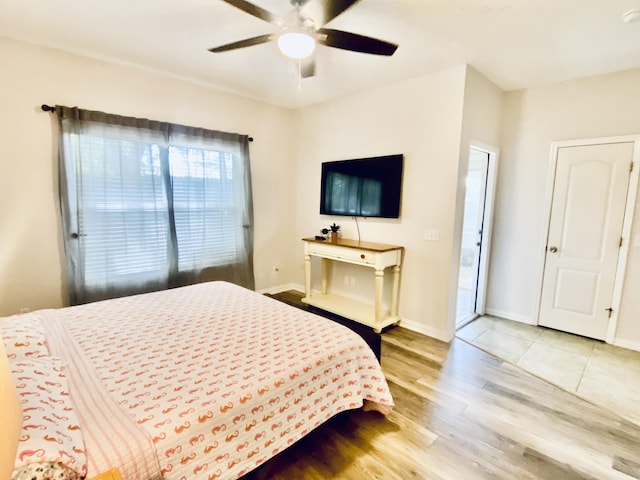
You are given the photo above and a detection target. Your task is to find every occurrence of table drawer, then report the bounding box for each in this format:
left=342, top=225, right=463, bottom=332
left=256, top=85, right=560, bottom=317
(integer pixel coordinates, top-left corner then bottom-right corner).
left=307, top=243, right=375, bottom=265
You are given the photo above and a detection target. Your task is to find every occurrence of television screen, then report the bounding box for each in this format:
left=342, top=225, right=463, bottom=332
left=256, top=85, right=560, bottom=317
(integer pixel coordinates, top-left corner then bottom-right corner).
left=320, top=154, right=403, bottom=218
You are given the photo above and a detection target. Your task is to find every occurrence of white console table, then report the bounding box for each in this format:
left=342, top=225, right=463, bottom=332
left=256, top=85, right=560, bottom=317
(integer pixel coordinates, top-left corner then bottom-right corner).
left=302, top=237, right=404, bottom=332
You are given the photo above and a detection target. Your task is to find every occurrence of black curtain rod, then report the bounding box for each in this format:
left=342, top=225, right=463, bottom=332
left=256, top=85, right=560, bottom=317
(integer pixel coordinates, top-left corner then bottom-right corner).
left=40, top=104, right=253, bottom=142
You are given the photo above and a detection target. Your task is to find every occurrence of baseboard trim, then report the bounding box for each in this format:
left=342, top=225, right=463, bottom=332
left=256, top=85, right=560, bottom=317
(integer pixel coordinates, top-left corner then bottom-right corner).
left=399, top=317, right=452, bottom=343
left=484, top=308, right=536, bottom=325
left=612, top=338, right=640, bottom=353
left=257, top=283, right=304, bottom=295
left=483, top=309, right=640, bottom=352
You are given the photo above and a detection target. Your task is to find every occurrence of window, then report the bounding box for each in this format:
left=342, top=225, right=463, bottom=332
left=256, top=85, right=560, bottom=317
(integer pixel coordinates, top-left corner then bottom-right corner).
left=169, top=146, right=238, bottom=271
left=57, top=107, right=254, bottom=305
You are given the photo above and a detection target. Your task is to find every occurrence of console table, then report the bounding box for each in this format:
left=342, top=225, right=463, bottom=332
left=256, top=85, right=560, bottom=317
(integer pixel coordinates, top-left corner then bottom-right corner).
left=302, top=237, right=404, bottom=332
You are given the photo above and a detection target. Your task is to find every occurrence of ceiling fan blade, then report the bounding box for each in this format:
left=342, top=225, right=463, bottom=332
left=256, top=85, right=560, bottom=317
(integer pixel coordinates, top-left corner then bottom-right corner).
left=318, top=28, right=398, bottom=56
left=302, top=0, right=361, bottom=26
left=220, top=0, right=284, bottom=26
left=208, top=33, right=273, bottom=53
left=300, top=59, right=316, bottom=78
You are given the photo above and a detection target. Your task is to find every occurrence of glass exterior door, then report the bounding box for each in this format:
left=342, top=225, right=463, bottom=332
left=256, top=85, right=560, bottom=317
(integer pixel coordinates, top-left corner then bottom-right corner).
left=456, top=148, right=489, bottom=327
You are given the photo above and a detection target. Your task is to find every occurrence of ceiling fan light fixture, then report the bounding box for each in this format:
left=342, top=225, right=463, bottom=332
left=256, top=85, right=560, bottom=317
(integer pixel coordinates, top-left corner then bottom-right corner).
left=277, top=29, right=316, bottom=59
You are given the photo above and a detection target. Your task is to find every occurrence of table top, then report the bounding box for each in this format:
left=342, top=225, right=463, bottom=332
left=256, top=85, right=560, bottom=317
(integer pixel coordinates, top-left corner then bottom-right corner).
left=302, top=237, right=403, bottom=253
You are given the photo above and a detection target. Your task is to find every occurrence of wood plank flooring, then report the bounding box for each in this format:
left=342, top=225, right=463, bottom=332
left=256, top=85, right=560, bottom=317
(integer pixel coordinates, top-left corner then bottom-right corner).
left=246, top=292, right=640, bottom=479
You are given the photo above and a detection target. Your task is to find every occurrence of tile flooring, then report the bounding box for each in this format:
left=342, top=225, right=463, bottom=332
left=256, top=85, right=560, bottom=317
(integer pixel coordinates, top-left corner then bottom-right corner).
left=457, top=315, right=640, bottom=426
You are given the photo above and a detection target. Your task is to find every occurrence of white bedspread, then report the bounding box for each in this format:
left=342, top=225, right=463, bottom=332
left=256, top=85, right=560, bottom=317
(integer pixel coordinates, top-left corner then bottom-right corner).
left=40, top=282, right=393, bottom=480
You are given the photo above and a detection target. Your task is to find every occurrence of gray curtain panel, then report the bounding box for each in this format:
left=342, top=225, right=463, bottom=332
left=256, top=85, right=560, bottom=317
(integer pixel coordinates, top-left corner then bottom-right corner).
left=56, top=106, right=254, bottom=305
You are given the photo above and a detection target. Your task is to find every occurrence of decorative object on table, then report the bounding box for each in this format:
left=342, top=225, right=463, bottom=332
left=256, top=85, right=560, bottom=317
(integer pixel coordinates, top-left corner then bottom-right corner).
left=321, top=223, right=340, bottom=243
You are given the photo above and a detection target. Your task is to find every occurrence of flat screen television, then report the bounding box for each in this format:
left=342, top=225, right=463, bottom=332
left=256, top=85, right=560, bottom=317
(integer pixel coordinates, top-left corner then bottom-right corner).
left=320, top=154, right=404, bottom=218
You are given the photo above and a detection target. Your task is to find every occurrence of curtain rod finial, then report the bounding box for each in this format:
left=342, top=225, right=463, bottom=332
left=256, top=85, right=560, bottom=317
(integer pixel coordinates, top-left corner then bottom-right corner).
left=41, top=104, right=56, bottom=112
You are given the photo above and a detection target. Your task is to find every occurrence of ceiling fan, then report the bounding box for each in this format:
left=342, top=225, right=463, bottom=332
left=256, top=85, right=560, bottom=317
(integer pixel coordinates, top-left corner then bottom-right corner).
left=208, top=0, right=398, bottom=78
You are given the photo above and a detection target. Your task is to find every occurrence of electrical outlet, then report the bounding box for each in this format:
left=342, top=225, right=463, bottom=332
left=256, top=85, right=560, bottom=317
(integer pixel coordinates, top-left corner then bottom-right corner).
left=350, top=276, right=356, bottom=287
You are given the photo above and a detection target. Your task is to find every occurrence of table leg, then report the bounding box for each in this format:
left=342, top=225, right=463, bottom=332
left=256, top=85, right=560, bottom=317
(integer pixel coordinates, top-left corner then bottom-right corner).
left=321, top=258, right=329, bottom=294
left=304, top=253, right=311, bottom=298
left=391, top=265, right=400, bottom=318
left=374, top=268, right=384, bottom=325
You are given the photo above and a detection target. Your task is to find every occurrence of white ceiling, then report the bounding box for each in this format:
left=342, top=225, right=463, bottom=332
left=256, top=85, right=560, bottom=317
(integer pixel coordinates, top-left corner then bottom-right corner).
left=2, top=0, right=640, bottom=110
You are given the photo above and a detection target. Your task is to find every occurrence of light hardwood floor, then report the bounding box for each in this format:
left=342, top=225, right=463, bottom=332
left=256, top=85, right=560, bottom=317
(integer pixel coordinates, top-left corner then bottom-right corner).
left=248, top=293, right=640, bottom=479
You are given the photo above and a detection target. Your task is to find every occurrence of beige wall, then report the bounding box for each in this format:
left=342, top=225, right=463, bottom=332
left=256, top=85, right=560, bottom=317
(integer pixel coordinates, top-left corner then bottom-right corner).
left=293, top=65, right=468, bottom=340
left=452, top=66, right=504, bottom=327
left=0, top=37, right=296, bottom=315
left=491, top=67, right=640, bottom=348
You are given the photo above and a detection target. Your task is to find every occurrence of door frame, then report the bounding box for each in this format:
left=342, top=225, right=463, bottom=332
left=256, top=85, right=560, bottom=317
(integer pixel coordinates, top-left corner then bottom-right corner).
left=467, top=141, right=499, bottom=317
left=537, top=135, right=640, bottom=343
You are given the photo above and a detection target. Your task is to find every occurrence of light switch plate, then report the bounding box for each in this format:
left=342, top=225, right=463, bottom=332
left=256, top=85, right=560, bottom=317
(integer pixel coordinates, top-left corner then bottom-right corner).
left=424, top=229, right=439, bottom=241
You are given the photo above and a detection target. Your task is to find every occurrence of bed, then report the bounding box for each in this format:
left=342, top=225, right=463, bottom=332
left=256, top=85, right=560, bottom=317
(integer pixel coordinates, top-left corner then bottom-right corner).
left=1, top=281, right=394, bottom=480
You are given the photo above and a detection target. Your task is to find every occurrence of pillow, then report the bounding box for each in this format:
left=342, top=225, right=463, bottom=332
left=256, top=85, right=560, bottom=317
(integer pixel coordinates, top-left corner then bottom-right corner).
left=12, top=462, right=82, bottom=480
left=10, top=357, right=87, bottom=479
left=1, top=313, right=49, bottom=360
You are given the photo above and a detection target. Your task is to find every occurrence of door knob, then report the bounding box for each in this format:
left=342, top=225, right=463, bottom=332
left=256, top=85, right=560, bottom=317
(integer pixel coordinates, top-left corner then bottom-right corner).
left=549, top=246, right=558, bottom=253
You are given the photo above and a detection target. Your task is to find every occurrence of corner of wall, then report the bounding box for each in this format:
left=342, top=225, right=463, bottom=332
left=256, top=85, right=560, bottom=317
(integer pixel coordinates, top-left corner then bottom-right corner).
left=400, top=316, right=454, bottom=343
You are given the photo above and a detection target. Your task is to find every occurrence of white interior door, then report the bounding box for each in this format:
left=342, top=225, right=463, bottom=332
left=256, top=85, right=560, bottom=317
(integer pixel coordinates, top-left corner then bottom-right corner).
left=539, top=142, right=634, bottom=340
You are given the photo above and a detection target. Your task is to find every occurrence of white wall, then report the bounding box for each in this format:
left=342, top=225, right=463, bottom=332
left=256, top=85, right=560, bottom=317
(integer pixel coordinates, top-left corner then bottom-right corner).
left=293, top=65, right=468, bottom=341
left=0, top=37, right=296, bottom=315
left=489, top=67, right=640, bottom=347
